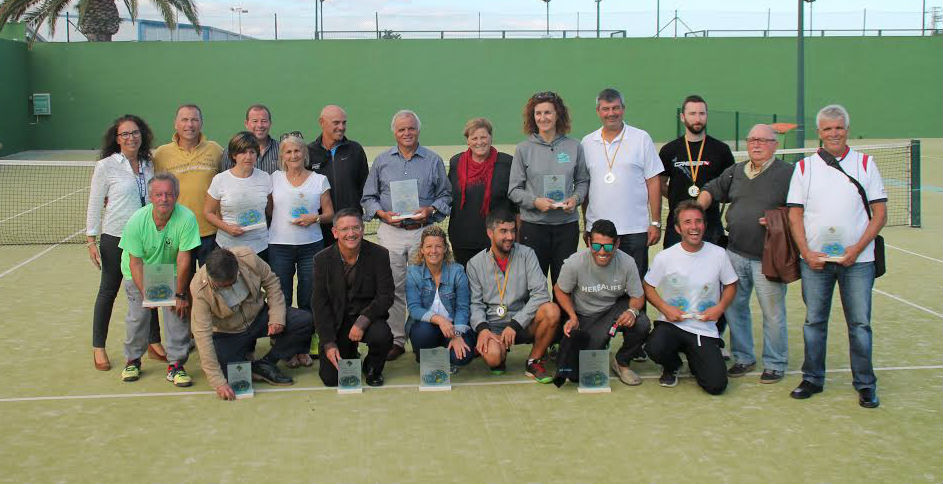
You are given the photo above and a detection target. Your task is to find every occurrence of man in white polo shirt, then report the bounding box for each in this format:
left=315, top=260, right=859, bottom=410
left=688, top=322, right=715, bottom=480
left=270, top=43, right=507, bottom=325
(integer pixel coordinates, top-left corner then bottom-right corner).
left=785, top=104, right=886, bottom=408
left=581, top=88, right=664, bottom=280
left=644, top=200, right=738, bottom=395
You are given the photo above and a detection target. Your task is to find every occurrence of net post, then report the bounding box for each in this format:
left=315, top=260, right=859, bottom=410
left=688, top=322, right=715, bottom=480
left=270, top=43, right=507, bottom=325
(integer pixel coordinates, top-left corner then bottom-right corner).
left=910, top=139, right=921, bottom=228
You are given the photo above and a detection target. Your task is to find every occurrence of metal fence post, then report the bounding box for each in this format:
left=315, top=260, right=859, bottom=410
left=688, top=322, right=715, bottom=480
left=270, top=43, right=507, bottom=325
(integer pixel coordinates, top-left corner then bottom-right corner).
left=734, top=111, right=740, bottom=151
left=675, top=107, right=681, bottom=138
left=911, top=139, right=922, bottom=227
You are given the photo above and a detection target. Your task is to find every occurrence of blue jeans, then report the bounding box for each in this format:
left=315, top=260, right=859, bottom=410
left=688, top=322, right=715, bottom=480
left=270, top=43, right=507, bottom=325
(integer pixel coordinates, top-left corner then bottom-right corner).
left=407, top=320, right=477, bottom=366
left=725, top=250, right=788, bottom=371
left=799, top=259, right=876, bottom=390
left=268, top=241, right=323, bottom=311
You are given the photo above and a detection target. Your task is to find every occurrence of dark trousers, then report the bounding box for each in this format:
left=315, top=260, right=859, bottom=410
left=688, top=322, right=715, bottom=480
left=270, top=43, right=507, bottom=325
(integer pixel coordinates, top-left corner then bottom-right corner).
left=645, top=321, right=728, bottom=395
left=213, top=306, right=313, bottom=379
left=453, top=247, right=486, bottom=268
left=520, top=221, right=579, bottom=287
left=408, top=321, right=478, bottom=366
left=318, top=318, right=393, bottom=387
left=92, top=234, right=160, bottom=348
left=556, top=297, right=651, bottom=375
left=617, top=232, right=649, bottom=280
left=268, top=242, right=322, bottom=311
left=194, top=235, right=218, bottom=267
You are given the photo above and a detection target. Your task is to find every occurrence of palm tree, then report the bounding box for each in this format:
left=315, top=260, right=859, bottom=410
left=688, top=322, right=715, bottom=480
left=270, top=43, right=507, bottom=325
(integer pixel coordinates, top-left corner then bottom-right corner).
left=0, top=0, right=200, bottom=43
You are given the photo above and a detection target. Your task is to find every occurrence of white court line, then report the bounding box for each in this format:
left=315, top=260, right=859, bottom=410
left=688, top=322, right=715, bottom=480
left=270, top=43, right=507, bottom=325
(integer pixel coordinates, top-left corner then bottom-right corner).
left=873, top=288, right=943, bottom=319
left=0, top=230, right=84, bottom=279
left=886, top=244, right=943, bottom=263
left=0, top=365, right=939, bottom=403
left=0, top=186, right=88, bottom=225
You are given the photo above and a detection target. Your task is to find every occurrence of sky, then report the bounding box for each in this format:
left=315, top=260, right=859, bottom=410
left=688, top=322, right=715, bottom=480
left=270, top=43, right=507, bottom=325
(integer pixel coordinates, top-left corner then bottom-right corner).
left=37, top=0, right=943, bottom=41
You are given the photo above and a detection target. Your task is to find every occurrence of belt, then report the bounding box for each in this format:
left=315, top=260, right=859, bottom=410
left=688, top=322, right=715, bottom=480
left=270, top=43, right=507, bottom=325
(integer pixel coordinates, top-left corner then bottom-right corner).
left=386, top=220, right=427, bottom=231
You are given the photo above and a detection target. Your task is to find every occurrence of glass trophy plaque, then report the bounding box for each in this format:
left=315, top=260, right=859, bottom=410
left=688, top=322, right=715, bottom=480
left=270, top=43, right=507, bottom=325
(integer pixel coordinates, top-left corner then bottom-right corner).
left=660, top=273, right=690, bottom=317
left=337, top=358, right=363, bottom=394
left=237, top=208, right=266, bottom=231
left=543, top=174, right=567, bottom=207
left=143, top=263, right=176, bottom=307
left=419, top=347, right=451, bottom=391
left=820, top=226, right=846, bottom=261
left=290, top=191, right=310, bottom=220
left=578, top=350, right=611, bottom=393
left=390, top=179, right=420, bottom=220
left=227, top=361, right=254, bottom=399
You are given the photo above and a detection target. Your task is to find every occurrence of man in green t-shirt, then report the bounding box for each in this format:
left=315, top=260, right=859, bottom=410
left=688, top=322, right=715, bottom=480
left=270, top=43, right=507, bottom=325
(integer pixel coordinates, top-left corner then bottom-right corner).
left=118, top=173, right=201, bottom=387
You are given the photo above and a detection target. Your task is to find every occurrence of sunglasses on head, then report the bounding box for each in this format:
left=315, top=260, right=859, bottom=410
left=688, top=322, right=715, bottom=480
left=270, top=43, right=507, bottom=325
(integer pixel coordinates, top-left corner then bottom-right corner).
left=534, top=91, right=559, bottom=102
left=590, top=242, right=614, bottom=253
left=279, top=131, right=304, bottom=142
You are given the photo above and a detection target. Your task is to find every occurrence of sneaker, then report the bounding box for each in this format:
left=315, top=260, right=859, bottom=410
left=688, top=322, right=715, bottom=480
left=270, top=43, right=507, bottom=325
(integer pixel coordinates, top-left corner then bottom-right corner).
left=727, top=362, right=756, bottom=378
left=760, top=369, right=785, bottom=384
left=449, top=364, right=460, bottom=375
left=525, top=358, right=553, bottom=384
left=166, top=364, right=193, bottom=387
left=309, top=333, right=320, bottom=359
left=121, top=360, right=141, bottom=382
left=658, top=367, right=679, bottom=387
left=632, top=349, right=649, bottom=363
left=546, top=344, right=559, bottom=359
left=610, top=357, right=642, bottom=386
left=489, top=361, right=506, bottom=375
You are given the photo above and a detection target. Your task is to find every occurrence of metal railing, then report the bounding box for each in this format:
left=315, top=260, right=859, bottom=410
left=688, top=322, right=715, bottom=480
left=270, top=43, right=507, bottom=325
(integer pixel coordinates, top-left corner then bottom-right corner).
left=320, top=29, right=627, bottom=40
left=685, top=28, right=942, bottom=38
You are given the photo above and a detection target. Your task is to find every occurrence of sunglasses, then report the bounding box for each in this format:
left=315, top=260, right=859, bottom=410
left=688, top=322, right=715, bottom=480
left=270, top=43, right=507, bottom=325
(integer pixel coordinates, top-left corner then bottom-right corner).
left=279, top=131, right=304, bottom=142
left=590, top=242, right=614, bottom=253
left=533, top=91, right=559, bottom=102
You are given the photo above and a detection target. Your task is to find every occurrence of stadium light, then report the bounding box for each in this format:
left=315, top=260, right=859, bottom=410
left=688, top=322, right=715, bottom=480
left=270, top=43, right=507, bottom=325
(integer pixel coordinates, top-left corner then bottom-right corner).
left=231, top=6, right=248, bottom=39
left=796, top=0, right=816, bottom=148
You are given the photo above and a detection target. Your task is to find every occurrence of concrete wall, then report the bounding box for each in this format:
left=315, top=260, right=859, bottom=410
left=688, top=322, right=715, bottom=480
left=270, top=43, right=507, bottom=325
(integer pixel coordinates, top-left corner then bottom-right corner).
left=0, top=39, right=30, bottom=156
left=13, top=36, right=943, bottom=152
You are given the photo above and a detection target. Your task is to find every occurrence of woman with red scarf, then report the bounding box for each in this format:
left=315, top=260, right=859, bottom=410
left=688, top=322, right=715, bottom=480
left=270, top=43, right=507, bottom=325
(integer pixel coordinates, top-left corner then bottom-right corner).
left=447, top=118, right=515, bottom=266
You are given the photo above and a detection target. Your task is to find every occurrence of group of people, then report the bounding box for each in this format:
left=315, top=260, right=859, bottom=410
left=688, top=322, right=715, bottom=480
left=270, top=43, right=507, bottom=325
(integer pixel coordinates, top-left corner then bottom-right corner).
left=84, top=89, right=886, bottom=408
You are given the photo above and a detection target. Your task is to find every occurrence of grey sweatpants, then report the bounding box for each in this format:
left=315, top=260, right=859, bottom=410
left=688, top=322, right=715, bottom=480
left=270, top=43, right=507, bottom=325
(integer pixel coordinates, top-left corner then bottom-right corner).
left=123, top=279, right=191, bottom=364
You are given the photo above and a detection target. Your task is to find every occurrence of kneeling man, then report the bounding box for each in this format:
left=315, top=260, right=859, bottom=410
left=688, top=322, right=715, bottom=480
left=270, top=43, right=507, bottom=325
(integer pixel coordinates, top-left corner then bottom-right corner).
left=553, top=219, right=649, bottom=386
left=191, top=247, right=314, bottom=400
left=644, top=200, right=738, bottom=394
left=466, top=209, right=560, bottom=383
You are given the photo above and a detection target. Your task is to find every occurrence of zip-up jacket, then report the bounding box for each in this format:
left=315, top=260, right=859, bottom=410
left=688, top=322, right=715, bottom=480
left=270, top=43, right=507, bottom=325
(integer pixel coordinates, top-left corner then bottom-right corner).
left=508, top=133, right=589, bottom=225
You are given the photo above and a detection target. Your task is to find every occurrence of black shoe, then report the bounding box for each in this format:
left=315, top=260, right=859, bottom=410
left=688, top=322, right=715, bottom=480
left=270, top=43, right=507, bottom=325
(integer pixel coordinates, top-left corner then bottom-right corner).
left=632, top=349, right=649, bottom=363
left=386, top=344, right=405, bottom=361
left=251, top=360, right=294, bottom=386
left=759, top=369, right=785, bottom=384
left=858, top=388, right=880, bottom=408
left=727, top=362, right=756, bottom=378
left=789, top=380, right=823, bottom=399
left=364, top=367, right=384, bottom=387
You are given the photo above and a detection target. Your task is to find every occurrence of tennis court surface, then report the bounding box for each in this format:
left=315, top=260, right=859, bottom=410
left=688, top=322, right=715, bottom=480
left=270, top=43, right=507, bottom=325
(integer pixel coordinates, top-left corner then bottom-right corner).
left=0, top=140, right=940, bottom=484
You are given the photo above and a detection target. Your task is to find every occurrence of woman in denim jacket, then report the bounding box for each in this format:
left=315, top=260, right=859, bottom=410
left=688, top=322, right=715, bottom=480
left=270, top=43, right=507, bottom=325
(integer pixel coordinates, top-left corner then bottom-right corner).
left=406, top=225, right=476, bottom=371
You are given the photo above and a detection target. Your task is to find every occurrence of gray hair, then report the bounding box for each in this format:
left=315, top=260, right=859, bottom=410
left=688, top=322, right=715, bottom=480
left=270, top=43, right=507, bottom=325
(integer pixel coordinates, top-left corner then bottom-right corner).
left=595, top=88, right=624, bottom=107
left=278, top=135, right=309, bottom=171
left=148, top=172, right=180, bottom=196
left=816, top=104, right=850, bottom=129
left=390, top=109, right=421, bottom=132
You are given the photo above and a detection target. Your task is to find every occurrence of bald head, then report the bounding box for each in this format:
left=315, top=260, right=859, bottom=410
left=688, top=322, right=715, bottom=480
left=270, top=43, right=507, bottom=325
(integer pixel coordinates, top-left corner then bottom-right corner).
left=746, top=124, right=778, bottom=164
left=319, top=105, right=348, bottom=147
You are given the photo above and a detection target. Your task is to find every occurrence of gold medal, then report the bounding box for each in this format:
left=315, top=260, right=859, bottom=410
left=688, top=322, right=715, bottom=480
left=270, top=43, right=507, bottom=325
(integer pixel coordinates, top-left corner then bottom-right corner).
left=495, top=305, right=507, bottom=318
left=684, top=137, right=706, bottom=196
left=492, top=252, right=512, bottom=319
left=601, top=127, right=625, bottom=187
left=688, top=185, right=700, bottom=197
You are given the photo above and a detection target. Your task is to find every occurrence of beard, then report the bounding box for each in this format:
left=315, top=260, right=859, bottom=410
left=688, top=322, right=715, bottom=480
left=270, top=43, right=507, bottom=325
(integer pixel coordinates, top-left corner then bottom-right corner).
left=684, top=121, right=705, bottom=135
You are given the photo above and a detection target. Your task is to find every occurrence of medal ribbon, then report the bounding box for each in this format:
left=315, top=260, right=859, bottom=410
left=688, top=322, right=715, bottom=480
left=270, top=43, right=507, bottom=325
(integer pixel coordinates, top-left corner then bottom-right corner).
left=601, top=127, right=626, bottom=177
left=492, top=252, right=512, bottom=309
left=684, top=138, right=706, bottom=185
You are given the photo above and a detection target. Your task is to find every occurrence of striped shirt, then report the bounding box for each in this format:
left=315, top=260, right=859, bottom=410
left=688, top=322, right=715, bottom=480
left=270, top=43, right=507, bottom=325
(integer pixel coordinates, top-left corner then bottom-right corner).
left=222, top=135, right=280, bottom=174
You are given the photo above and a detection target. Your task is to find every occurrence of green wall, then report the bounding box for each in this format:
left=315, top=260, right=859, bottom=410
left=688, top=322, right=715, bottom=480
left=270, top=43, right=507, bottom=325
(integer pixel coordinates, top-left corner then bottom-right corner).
left=0, top=39, right=29, bottom=156
left=15, top=36, right=943, bottom=152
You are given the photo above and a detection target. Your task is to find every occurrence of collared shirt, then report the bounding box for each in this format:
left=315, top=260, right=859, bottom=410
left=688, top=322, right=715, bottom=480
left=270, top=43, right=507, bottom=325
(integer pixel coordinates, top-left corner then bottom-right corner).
left=222, top=135, right=279, bottom=174
left=86, top=153, right=154, bottom=237
left=360, top=145, right=451, bottom=223
left=744, top=156, right=775, bottom=179
left=153, top=133, right=224, bottom=237
left=581, top=122, right=663, bottom=235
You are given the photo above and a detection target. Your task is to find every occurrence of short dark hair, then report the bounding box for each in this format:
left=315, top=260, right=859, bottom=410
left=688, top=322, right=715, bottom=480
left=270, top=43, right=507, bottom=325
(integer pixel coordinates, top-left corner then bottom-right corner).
left=245, top=104, right=272, bottom=121
left=673, top=200, right=705, bottom=226
left=522, top=91, right=571, bottom=135
left=595, top=88, right=624, bottom=107
left=100, top=114, right=154, bottom=161
left=681, top=95, right=707, bottom=113
left=589, top=219, right=618, bottom=239
left=334, top=207, right=363, bottom=226
left=485, top=209, right=516, bottom=230
left=227, top=131, right=260, bottom=162
left=175, top=104, right=203, bottom=120
left=148, top=172, right=180, bottom=196
left=206, top=248, right=239, bottom=283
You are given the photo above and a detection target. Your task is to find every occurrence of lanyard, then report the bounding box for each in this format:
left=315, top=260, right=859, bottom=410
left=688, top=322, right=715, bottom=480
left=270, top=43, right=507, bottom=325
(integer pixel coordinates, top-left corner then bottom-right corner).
left=601, top=127, right=625, bottom=175
left=684, top=138, right=706, bottom=184
left=492, top=253, right=512, bottom=306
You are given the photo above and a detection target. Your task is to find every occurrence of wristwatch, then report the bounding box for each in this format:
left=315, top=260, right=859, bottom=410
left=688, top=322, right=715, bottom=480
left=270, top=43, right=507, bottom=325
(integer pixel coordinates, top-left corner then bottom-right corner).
left=650, top=221, right=662, bottom=228
left=175, top=293, right=187, bottom=300
left=628, top=308, right=640, bottom=318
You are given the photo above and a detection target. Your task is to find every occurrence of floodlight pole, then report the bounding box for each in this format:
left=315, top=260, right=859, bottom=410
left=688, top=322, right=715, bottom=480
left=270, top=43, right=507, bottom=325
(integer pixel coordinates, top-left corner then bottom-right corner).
left=656, top=0, right=660, bottom=37
left=540, top=0, right=550, bottom=36
left=320, top=0, right=325, bottom=38
left=231, top=7, right=248, bottom=39
left=596, top=0, right=601, bottom=38
left=314, top=0, right=318, bottom=39
left=796, top=0, right=815, bottom=148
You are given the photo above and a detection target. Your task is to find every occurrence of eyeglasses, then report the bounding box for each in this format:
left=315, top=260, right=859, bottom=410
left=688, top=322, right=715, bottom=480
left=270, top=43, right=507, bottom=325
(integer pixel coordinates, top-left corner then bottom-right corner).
left=279, top=131, right=304, bottom=142
left=745, top=137, right=777, bottom=144
left=117, top=130, right=142, bottom=139
left=590, top=242, right=614, bottom=253
left=335, top=225, right=363, bottom=234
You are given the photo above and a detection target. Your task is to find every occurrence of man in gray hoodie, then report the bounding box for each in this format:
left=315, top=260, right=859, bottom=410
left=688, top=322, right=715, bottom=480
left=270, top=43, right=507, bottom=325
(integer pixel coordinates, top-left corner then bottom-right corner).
left=466, top=209, right=560, bottom=383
